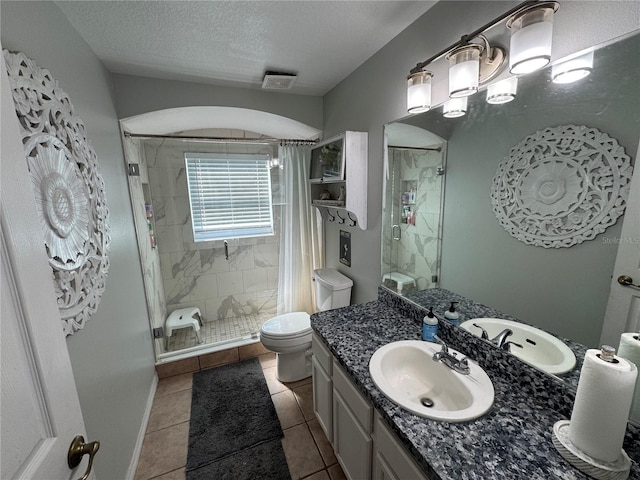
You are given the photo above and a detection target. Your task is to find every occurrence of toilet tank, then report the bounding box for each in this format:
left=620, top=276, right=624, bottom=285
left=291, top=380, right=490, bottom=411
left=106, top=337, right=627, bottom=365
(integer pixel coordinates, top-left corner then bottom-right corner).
left=313, top=268, right=353, bottom=312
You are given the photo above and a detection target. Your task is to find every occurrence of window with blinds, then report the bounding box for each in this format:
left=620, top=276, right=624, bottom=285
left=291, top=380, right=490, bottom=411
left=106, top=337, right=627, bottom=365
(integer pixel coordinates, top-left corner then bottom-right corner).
left=185, top=152, right=274, bottom=242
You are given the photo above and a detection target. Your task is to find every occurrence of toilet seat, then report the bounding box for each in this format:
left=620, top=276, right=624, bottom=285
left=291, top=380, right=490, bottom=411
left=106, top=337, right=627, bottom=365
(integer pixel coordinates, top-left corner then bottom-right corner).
left=260, top=312, right=311, bottom=339
left=260, top=312, right=312, bottom=353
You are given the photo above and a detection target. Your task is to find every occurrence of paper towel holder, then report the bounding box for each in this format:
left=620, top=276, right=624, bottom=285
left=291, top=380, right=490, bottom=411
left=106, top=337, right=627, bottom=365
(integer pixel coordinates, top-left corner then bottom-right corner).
left=552, top=420, right=631, bottom=480
left=552, top=345, right=634, bottom=480
left=597, top=345, right=620, bottom=364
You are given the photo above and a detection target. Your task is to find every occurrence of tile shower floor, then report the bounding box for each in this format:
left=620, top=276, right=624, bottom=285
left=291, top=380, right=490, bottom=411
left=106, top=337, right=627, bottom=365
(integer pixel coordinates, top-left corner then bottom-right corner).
left=135, top=351, right=347, bottom=480
left=166, top=313, right=274, bottom=352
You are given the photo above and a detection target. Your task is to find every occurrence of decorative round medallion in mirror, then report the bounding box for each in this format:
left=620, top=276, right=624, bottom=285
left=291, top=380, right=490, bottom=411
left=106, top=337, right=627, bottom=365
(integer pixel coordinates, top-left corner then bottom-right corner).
left=3, top=50, right=111, bottom=336
left=491, top=124, right=633, bottom=248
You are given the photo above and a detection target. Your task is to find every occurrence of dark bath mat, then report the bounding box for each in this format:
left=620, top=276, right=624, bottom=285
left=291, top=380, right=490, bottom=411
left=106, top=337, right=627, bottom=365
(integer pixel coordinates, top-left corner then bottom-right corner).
left=186, top=438, right=290, bottom=480
left=186, top=357, right=284, bottom=473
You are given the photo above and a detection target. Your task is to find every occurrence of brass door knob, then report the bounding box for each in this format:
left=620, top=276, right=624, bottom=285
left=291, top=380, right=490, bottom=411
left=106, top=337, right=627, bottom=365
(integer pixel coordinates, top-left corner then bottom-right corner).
left=68, top=435, right=100, bottom=480
left=618, top=275, right=640, bottom=288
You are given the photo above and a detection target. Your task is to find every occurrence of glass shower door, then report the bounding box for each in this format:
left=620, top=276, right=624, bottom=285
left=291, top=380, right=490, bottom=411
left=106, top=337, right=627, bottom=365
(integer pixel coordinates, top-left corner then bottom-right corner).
left=382, top=137, right=447, bottom=296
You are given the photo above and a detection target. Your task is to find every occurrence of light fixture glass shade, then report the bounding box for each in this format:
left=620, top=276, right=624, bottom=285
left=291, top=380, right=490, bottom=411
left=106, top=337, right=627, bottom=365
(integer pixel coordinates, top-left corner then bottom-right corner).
left=551, top=51, right=594, bottom=84
left=407, top=71, right=432, bottom=113
left=508, top=3, right=558, bottom=75
left=447, top=45, right=483, bottom=98
left=486, top=77, right=518, bottom=104
left=443, top=97, right=468, bottom=118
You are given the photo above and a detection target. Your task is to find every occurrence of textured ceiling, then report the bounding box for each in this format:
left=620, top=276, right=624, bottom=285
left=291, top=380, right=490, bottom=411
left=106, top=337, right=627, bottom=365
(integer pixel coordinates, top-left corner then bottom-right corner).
left=55, top=1, right=436, bottom=96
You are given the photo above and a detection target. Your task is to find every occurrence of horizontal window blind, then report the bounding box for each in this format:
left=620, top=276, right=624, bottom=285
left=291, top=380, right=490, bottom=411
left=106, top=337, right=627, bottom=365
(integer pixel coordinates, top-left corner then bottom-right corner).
left=185, top=152, right=274, bottom=241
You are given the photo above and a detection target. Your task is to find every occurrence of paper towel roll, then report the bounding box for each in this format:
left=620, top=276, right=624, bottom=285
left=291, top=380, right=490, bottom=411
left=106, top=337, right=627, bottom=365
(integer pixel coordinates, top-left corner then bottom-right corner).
left=568, top=348, right=637, bottom=462
left=618, top=333, right=640, bottom=423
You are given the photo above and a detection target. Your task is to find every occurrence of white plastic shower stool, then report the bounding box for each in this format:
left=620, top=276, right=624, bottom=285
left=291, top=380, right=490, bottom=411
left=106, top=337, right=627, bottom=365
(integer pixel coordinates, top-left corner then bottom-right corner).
left=165, top=307, right=203, bottom=347
left=382, top=272, right=416, bottom=294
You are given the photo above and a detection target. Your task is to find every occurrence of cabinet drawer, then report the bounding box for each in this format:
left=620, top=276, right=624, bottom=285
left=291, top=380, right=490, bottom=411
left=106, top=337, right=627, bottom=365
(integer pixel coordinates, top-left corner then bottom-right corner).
left=312, top=333, right=332, bottom=374
left=333, top=361, right=372, bottom=433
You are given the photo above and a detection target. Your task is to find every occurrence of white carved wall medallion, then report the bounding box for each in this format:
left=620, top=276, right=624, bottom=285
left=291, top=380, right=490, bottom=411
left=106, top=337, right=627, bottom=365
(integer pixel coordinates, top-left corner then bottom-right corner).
left=4, top=50, right=111, bottom=335
left=491, top=125, right=633, bottom=248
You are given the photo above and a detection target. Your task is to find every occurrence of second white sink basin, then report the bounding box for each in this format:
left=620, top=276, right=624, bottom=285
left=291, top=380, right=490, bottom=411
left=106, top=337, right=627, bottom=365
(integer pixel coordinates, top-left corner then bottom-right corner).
left=369, top=340, right=494, bottom=422
left=460, top=318, right=576, bottom=375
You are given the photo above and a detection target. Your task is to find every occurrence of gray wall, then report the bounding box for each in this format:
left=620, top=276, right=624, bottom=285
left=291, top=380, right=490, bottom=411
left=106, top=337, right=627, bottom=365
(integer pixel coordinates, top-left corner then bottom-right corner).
left=322, top=1, right=640, bottom=336
left=1, top=2, right=156, bottom=478
left=112, top=73, right=323, bottom=130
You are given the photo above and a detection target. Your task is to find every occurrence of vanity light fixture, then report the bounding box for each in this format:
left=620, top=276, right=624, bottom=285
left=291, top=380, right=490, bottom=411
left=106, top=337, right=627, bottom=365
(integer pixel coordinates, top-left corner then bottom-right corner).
left=407, top=70, right=433, bottom=114
left=406, top=1, right=559, bottom=114
left=447, top=45, right=483, bottom=98
left=507, top=2, right=559, bottom=75
left=486, top=77, right=518, bottom=104
left=443, top=97, right=468, bottom=118
left=446, top=36, right=507, bottom=99
left=551, top=51, right=594, bottom=84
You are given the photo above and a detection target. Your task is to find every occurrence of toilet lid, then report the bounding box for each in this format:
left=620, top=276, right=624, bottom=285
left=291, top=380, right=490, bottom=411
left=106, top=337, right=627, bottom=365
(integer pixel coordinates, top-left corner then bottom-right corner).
left=261, top=312, right=311, bottom=336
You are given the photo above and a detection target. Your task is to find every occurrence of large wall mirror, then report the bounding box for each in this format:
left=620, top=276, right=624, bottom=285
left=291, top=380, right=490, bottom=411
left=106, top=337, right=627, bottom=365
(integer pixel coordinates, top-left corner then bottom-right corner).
left=382, top=31, right=640, bottom=400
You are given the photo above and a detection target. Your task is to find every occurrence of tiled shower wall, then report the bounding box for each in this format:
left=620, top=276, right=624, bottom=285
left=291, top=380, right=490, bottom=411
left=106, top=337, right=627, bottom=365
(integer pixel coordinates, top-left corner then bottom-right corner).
left=382, top=147, right=444, bottom=291
left=143, top=131, right=282, bottom=326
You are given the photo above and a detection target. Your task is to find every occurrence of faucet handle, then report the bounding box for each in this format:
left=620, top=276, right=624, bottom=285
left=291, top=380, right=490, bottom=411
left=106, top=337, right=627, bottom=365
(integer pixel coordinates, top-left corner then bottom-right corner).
left=455, top=356, right=471, bottom=375
left=472, top=323, right=489, bottom=340
left=502, top=341, right=523, bottom=352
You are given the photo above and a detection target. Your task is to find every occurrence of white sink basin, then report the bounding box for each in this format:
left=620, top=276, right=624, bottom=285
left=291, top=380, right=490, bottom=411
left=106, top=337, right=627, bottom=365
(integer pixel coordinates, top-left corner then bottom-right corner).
left=369, top=340, right=494, bottom=422
left=460, top=318, right=576, bottom=375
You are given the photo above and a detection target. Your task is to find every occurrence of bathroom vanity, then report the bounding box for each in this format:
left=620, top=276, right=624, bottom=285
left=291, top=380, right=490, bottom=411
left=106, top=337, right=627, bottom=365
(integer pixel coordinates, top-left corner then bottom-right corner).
left=310, top=288, right=640, bottom=480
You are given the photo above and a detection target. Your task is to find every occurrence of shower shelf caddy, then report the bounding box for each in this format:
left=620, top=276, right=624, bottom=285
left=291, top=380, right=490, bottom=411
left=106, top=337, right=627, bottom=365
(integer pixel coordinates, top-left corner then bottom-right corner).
left=309, top=131, right=368, bottom=230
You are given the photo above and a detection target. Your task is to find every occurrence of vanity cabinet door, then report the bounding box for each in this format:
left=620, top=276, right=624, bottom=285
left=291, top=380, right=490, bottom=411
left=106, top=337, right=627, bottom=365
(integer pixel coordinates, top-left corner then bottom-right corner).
left=312, top=355, right=333, bottom=442
left=312, top=334, right=333, bottom=442
left=373, top=413, right=428, bottom=480
left=332, top=362, right=373, bottom=480
left=333, top=388, right=373, bottom=480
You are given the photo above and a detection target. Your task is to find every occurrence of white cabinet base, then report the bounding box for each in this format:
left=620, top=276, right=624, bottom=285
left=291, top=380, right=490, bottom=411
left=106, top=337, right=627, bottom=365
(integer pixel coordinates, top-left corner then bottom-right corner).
left=373, top=413, right=428, bottom=480
left=312, top=335, right=429, bottom=480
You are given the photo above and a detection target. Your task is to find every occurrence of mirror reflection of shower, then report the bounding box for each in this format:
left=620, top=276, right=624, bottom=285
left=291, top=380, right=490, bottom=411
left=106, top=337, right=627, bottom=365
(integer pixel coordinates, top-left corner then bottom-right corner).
left=382, top=123, right=447, bottom=295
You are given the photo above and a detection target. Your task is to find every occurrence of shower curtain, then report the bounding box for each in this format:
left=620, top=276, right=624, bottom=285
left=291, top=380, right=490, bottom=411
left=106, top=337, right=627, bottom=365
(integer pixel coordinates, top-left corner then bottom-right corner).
left=277, top=145, right=324, bottom=314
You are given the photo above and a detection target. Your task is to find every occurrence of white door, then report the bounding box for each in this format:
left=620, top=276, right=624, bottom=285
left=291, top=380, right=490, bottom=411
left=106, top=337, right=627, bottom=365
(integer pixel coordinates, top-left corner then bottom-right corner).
left=1, top=51, right=96, bottom=479
left=601, top=140, right=640, bottom=347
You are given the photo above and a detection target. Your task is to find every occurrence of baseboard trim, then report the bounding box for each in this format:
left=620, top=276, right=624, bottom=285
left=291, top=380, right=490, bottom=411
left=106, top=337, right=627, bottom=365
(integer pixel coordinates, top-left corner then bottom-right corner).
left=126, top=372, right=158, bottom=480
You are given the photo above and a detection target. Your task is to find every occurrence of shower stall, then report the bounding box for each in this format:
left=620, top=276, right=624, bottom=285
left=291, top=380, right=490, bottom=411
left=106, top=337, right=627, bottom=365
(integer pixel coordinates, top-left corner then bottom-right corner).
left=123, top=130, right=284, bottom=360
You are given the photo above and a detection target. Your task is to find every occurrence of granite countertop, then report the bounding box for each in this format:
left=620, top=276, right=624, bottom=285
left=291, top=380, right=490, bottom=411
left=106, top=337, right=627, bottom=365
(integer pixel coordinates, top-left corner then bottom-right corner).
left=311, top=297, right=640, bottom=480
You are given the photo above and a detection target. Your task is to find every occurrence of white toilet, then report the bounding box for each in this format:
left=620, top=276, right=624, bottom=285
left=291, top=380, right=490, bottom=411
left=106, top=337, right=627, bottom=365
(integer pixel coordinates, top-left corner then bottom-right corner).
left=260, top=268, right=353, bottom=382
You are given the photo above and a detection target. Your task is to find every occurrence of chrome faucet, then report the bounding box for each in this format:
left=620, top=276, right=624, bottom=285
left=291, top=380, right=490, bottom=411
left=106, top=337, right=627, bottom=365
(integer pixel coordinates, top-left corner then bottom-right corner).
left=491, top=328, right=513, bottom=348
left=491, top=328, right=523, bottom=352
left=432, top=335, right=470, bottom=375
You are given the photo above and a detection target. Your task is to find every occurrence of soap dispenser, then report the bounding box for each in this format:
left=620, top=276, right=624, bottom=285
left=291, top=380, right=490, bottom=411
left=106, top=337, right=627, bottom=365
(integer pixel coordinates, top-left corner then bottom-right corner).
left=422, top=307, right=438, bottom=342
left=444, top=301, right=460, bottom=326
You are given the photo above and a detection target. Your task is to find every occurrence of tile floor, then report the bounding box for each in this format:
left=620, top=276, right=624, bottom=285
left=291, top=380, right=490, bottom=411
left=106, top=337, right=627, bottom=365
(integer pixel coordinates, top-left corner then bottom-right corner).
left=166, top=313, right=273, bottom=352
left=135, top=350, right=346, bottom=480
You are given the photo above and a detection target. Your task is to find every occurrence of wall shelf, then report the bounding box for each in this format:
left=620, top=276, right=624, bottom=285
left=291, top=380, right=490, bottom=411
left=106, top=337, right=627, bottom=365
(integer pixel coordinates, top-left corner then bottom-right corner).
left=310, top=131, right=368, bottom=230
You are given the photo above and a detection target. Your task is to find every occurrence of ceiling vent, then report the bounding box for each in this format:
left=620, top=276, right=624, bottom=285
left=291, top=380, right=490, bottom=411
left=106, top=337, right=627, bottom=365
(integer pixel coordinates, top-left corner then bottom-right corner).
left=262, top=71, right=297, bottom=90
